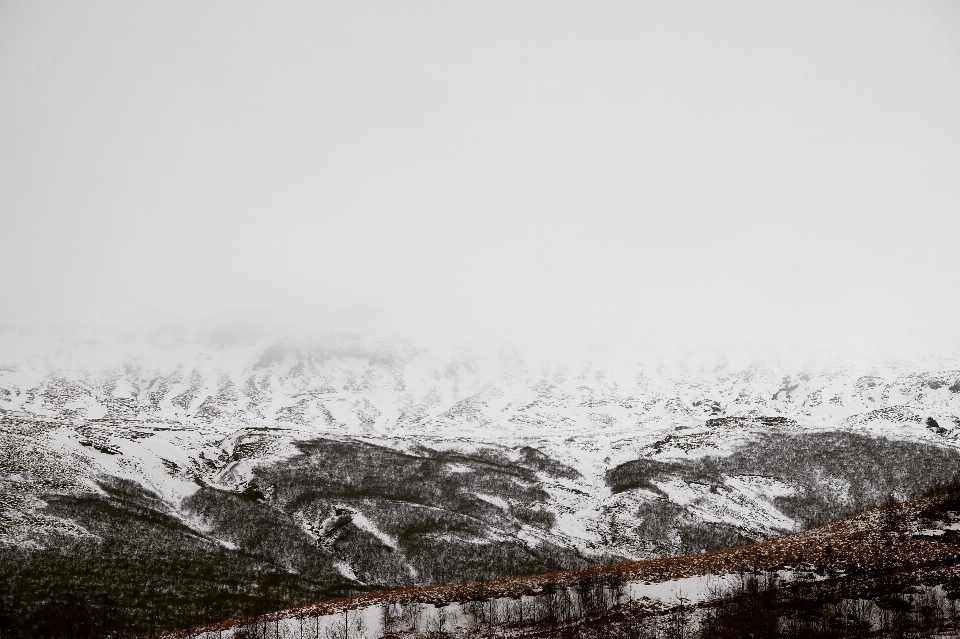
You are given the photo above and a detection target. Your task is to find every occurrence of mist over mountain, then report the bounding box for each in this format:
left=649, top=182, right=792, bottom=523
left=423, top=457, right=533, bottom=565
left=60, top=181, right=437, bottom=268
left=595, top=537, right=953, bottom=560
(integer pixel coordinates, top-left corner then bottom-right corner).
left=3, top=0, right=960, bottom=637
left=3, top=1, right=959, bottom=351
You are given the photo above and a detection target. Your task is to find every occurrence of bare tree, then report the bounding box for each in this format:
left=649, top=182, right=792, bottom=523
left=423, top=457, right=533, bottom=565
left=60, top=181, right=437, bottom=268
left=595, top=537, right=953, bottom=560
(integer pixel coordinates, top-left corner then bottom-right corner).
left=882, top=493, right=903, bottom=532
left=432, top=605, right=448, bottom=636
left=401, top=601, right=424, bottom=635
left=322, top=609, right=366, bottom=639
left=380, top=602, right=403, bottom=636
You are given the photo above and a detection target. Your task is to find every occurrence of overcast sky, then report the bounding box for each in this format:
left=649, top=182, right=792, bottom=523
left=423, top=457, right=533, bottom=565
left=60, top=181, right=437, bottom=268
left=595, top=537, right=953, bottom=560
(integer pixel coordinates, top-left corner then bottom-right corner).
left=1, top=1, right=958, bottom=352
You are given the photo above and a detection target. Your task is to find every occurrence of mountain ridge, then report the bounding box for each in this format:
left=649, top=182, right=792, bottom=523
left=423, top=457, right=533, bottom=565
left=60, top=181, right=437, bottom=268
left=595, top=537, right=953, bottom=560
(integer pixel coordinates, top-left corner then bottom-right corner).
left=4, top=334, right=960, bottom=637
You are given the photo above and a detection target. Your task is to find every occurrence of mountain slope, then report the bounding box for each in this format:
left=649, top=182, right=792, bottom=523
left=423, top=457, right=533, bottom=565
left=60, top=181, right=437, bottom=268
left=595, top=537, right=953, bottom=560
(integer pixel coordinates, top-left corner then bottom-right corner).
left=3, top=331, right=960, bottom=637
left=4, top=332, right=960, bottom=557
left=157, top=490, right=960, bottom=639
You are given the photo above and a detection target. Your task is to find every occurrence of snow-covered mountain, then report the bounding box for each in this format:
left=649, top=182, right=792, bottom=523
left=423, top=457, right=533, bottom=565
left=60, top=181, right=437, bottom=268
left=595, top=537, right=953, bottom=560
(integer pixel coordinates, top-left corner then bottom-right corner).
left=3, top=329, right=960, bottom=605
left=3, top=330, right=959, bottom=551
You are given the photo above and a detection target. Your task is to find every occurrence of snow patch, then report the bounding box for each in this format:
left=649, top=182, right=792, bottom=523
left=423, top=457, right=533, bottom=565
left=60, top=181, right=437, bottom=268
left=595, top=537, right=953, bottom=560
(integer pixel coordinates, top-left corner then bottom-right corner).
left=350, top=510, right=398, bottom=549
left=474, top=493, right=509, bottom=510
left=334, top=561, right=359, bottom=582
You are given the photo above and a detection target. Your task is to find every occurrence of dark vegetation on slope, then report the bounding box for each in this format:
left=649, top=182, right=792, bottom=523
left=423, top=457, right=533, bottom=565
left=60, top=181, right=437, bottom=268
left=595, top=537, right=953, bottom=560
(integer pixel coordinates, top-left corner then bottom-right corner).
left=598, top=496, right=758, bottom=559
left=0, top=476, right=341, bottom=639
left=188, top=437, right=590, bottom=587
left=0, top=439, right=591, bottom=639
left=166, top=489, right=960, bottom=639
left=5, top=431, right=960, bottom=639
left=608, top=430, right=960, bottom=540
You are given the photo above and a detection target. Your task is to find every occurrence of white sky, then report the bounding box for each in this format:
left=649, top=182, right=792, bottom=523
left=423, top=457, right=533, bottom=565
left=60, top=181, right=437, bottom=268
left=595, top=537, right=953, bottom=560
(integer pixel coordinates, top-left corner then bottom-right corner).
left=1, top=1, right=958, bottom=353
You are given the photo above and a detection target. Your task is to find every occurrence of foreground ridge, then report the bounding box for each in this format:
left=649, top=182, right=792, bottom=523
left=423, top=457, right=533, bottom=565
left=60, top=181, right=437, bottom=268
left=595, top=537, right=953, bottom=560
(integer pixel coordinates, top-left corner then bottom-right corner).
left=161, top=490, right=960, bottom=639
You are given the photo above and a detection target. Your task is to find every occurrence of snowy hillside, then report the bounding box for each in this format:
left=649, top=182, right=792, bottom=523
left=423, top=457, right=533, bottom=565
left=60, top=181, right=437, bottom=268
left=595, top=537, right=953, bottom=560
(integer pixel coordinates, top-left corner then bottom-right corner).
left=4, top=329, right=960, bottom=637
left=3, top=330, right=960, bottom=558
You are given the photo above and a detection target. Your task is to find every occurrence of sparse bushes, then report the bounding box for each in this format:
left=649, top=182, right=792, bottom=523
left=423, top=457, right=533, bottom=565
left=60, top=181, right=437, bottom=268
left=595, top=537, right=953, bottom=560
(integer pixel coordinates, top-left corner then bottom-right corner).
left=698, top=574, right=780, bottom=639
